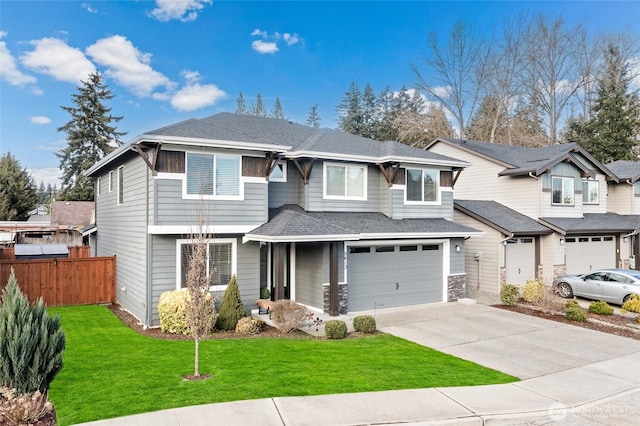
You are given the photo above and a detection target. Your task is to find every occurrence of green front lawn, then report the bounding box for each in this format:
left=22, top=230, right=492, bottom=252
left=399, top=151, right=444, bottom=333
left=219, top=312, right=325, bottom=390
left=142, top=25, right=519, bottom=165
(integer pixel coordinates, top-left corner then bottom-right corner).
left=49, top=305, right=518, bottom=425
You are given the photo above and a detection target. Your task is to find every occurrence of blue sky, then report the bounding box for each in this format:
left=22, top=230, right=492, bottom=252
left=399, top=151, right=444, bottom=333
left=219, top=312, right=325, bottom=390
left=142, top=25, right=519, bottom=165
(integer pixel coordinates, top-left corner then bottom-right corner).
left=1, top=1, right=640, bottom=187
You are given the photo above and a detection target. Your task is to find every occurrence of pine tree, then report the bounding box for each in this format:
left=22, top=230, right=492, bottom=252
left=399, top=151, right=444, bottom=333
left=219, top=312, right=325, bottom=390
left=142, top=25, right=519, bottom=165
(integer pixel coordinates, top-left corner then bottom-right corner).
left=270, top=96, right=287, bottom=119
left=235, top=92, right=247, bottom=114
left=216, top=275, right=245, bottom=330
left=249, top=94, right=268, bottom=117
left=306, top=104, right=321, bottom=128
left=0, top=269, right=65, bottom=393
left=0, top=153, right=37, bottom=220
left=360, top=83, right=378, bottom=139
left=57, top=72, right=126, bottom=201
left=336, top=80, right=364, bottom=136
left=579, top=44, right=640, bottom=163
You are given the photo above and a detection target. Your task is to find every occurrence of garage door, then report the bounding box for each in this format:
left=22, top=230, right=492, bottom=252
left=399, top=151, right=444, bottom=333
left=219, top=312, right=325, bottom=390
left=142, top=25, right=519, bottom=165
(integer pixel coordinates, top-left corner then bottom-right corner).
left=565, top=236, right=615, bottom=274
left=505, top=238, right=536, bottom=285
left=347, top=243, right=443, bottom=311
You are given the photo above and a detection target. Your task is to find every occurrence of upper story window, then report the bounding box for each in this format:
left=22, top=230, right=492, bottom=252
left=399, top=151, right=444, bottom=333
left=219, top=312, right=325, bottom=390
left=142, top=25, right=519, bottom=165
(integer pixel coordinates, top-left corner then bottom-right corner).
left=406, top=168, right=439, bottom=203
left=117, top=166, right=124, bottom=205
left=185, top=152, right=241, bottom=199
left=582, top=180, right=599, bottom=204
left=552, top=176, right=574, bottom=206
left=96, top=177, right=101, bottom=196
left=323, top=163, right=367, bottom=200
left=177, top=238, right=236, bottom=291
left=108, top=171, right=114, bottom=192
left=269, top=161, right=287, bottom=182
left=635, top=181, right=640, bottom=197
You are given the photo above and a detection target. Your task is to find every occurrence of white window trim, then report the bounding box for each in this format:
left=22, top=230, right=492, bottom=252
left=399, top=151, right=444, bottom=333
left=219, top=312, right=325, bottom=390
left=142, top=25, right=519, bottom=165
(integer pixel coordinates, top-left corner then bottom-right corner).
left=108, top=171, right=114, bottom=193
left=182, top=151, right=243, bottom=201
left=269, top=160, right=287, bottom=182
left=551, top=176, right=574, bottom=206
left=582, top=179, right=599, bottom=205
left=322, top=162, right=368, bottom=201
left=117, top=166, right=124, bottom=205
left=175, top=237, right=237, bottom=292
left=96, top=177, right=101, bottom=196
left=404, top=168, right=441, bottom=205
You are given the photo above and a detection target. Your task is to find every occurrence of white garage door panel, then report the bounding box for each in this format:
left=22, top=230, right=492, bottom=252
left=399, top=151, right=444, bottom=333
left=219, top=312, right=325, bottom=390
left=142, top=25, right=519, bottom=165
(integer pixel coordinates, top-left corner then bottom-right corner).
left=565, top=236, right=615, bottom=274
left=347, top=244, right=443, bottom=311
left=506, top=238, right=536, bottom=285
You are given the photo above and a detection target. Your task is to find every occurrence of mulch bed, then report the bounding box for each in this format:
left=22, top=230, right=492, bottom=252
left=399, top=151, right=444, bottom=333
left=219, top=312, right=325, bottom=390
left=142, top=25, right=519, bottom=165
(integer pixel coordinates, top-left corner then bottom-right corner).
left=495, top=301, right=640, bottom=341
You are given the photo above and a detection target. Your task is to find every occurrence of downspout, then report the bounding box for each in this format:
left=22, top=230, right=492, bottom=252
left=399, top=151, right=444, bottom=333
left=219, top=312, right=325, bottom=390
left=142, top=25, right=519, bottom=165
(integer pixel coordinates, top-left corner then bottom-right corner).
left=144, top=165, right=152, bottom=328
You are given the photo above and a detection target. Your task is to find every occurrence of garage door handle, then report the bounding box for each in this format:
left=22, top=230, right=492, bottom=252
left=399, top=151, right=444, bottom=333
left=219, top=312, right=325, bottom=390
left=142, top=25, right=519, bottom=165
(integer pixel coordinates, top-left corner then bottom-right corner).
left=518, top=268, right=521, bottom=275
left=396, top=282, right=399, bottom=290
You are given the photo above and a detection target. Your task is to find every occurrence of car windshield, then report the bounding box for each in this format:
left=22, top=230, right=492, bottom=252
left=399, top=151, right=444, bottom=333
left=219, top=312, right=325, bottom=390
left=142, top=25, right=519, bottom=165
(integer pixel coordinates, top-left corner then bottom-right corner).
left=630, top=274, right=640, bottom=281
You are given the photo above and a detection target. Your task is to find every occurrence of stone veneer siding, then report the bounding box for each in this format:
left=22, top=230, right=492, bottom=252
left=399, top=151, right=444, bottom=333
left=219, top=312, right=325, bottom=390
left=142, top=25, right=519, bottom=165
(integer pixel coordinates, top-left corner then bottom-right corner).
left=323, top=283, right=348, bottom=315
left=447, top=274, right=466, bottom=302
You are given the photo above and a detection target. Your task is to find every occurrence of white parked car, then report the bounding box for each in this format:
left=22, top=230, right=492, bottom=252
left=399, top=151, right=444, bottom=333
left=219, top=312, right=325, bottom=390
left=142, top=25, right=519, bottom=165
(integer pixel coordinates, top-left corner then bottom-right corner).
left=553, top=268, right=640, bottom=305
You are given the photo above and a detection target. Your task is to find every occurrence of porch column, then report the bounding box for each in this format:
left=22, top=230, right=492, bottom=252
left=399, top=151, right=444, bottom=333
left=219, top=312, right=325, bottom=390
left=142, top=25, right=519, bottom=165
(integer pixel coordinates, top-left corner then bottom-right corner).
left=329, top=242, right=339, bottom=316
left=273, top=243, right=286, bottom=300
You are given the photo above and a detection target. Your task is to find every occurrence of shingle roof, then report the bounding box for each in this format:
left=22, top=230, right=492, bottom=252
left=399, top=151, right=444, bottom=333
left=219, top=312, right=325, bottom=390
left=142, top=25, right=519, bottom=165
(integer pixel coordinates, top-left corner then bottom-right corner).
left=51, top=201, right=94, bottom=227
left=539, top=213, right=640, bottom=234
left=606, top=160, right=640, bottom=182
left=454, top=200, right=552, bottom=235
left=246, top=205, right=482, bottom=242
left=433, top=137, right=614, bottom=179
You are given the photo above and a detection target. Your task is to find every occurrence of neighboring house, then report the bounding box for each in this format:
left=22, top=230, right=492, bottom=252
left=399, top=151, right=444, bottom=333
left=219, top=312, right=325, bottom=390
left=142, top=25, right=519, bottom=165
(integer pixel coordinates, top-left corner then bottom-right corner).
left=86, top=113, right=481, bottom=327
left=427, top=138, right=639, bottom=296
left=606, top=160, right=640, bottom=215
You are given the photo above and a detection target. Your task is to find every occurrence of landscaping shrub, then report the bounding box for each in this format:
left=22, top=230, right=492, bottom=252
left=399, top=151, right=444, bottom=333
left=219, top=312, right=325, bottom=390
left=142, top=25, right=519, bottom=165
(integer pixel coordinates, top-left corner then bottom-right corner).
left=325, top=320, right=347, bottom=339
left=235, top=317, right=265, bottom=335
left=565, top=299, right=580, bottom=309
left=565, top=306, right=587, bottom=322
left=216, top=275, right=246, bottom=331
left=588, top=301, right=614, bottom=315
left=260, top=287, right=270, bottom=300
left=353, top=315, right=376, bottom=333
left=622, top=294, right=640, bottom=314
left=500, top=284, right=520, bottom=306
left=158, top=289, right=216, bottom=335
left=0, top=386, right=54, bottom=426
left=270, top=300, right=307, bottom=333
left=522, top=279, right=545, bottom=303
left=0, top=270, right=65, bottom=394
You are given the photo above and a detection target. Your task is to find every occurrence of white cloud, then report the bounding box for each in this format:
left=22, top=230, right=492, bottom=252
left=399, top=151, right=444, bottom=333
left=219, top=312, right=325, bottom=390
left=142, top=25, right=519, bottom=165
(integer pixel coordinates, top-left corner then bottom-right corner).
left=251, top=29, right=302, bottom=54
left=170, top=70, right=226, bottom=111
left=30, top=116, right=51, bottom=125
left=21, top=37, right=96, bottom=84
left=86, top=35, right=174, bottom=97
left=150, top=0, right=212, bottom=22
left=81, top=3, right=97, bottom=13
left=252, top=40, right=278, bottom=54
left=0, top=32, right=37, bottom=86
left=432, top=86, right=452, bottom=99
left=27, top=167, right=62, bottom=188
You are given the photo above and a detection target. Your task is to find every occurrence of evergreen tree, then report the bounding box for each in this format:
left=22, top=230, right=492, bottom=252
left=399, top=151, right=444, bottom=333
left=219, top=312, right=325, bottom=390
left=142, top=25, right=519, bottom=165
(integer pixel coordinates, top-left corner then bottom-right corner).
left=466, top=96, right=509, bottom=142
left=235, top=92, right=247, bottom=114
left=375, top=86, right=398, bottom=141
left=579, top=44, right=640, bottom=163
left=271, top=96, right=287, bottom=119
left=360, top=83, right=378, bottom=139
left=216, top=275, right=245, bottom=330
left=306, top=104, right=321, bottom=128
left=0, top=153, right=37, bottom=221
left=0, top=269, right=65, bottom=393
left=336, top=80, right=364, bottom=136
left=57, top=72, right=125, bottom=201
left=249, top=94, right=268, bottom=117
left=509, top=102, right=548, bottom=147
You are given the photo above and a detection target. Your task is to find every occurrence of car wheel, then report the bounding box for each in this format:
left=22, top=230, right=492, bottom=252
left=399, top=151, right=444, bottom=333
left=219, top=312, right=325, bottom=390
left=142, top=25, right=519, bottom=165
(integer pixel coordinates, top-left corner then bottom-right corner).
left=623, top=294, right=632, bottom=303
left=557, top=282, right=573, bottom=298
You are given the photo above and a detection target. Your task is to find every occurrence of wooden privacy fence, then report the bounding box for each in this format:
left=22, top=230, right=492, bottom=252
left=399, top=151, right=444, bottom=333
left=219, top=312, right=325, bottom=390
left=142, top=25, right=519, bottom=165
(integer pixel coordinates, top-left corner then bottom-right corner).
left=0, top=256, right=116, bottom=307
left=0, top=245, right=90, bottom=260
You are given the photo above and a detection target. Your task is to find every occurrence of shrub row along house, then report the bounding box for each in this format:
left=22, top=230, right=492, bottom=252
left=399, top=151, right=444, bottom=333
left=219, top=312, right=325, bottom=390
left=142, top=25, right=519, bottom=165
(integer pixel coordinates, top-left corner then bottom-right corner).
left=86, top=113, right=481, bottom=327
left=426, top=138, right=640, bottom=298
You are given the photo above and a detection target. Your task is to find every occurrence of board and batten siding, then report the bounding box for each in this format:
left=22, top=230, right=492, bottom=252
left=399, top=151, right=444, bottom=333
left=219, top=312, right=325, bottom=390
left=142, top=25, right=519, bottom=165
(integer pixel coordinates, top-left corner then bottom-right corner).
left=294, top=243, right=324, bottom=309
left=149, top=235, right=260, bottom=326
left=154, top=178, right=267, bottom=226
left=389, top=188, right=454, bottom=220
left=95, top=156, right=150, bottom=323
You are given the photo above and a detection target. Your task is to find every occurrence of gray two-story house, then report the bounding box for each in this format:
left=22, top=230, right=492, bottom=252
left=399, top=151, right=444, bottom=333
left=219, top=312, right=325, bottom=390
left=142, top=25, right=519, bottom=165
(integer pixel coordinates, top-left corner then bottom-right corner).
left=86, top=113, right=481, bottom=327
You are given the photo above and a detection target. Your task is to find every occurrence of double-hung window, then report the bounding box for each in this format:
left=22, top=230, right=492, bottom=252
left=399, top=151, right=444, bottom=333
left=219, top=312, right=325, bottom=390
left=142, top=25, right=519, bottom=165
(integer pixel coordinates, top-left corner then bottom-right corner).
left=177, top=239, right=236, bottom=291
left=185, top=152, right=241, bottom=199
left=582, top=180, right=599, bottom=204
left=406, top=168, right=439, bottom=203
left=117, top=166, right=124, bottom=205
left=552, top=176, right=574, bottom=205
left=323, top=163, right=367, bottom=200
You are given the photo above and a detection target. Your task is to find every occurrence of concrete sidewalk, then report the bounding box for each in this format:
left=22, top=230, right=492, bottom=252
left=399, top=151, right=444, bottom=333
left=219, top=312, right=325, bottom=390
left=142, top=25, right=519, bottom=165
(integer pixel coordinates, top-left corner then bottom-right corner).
left=78, top=303, right=640, bottom=425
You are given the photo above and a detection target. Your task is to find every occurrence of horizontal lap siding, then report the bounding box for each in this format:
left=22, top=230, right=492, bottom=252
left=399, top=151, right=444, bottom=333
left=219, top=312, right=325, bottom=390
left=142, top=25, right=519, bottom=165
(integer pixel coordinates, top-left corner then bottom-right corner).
left=155, top=179, right=267, bottom=226
left=295, top=243, right=324, bottom=309
left=268, top=163, right=299, bottom=208
left=95, top=158, right=149, bottom=322
left=390, top=188, right=454, bottom=219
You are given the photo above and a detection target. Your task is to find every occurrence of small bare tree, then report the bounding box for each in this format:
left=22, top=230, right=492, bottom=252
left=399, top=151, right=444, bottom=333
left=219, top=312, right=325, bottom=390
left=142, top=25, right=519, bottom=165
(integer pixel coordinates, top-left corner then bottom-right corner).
left=184, top=210, right=217, bottom=378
